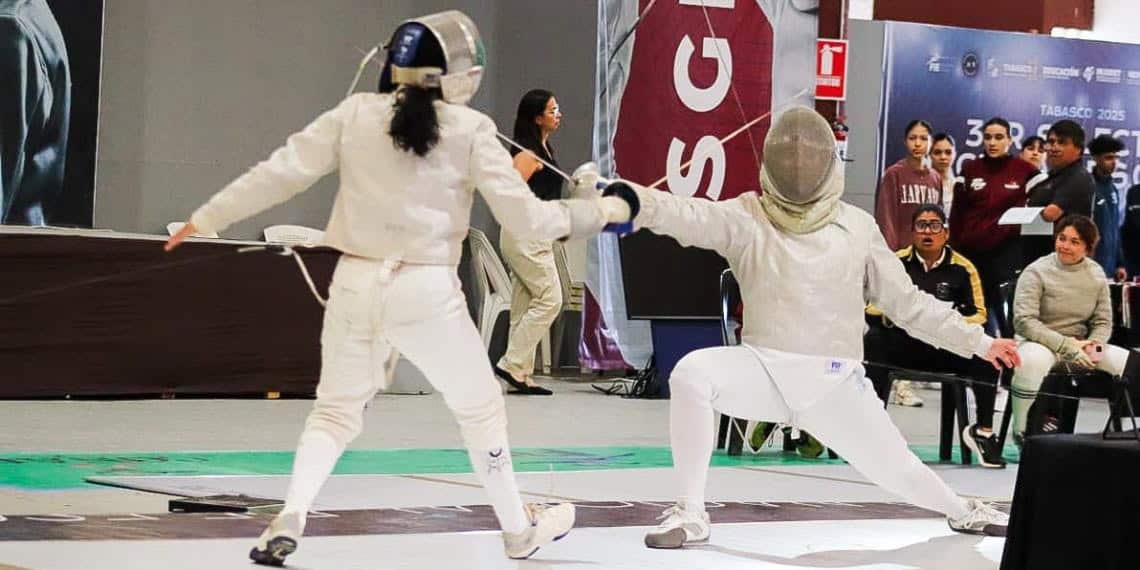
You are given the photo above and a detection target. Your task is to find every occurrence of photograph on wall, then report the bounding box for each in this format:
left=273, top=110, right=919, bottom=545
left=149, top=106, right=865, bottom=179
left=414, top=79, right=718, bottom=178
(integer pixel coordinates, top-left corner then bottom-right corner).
left=1, top=0, right=103, bottom=228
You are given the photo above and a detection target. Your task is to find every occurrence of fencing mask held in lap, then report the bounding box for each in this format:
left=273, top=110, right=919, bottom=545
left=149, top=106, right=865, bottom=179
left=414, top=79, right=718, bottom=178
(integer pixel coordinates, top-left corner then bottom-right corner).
left=378, top=10, right=485, bottom=105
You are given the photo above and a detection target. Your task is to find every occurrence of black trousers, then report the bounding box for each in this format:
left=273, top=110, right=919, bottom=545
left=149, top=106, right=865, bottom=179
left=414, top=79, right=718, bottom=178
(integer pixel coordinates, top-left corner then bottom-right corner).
left=864, top=323, right=1000, bottom=429
left=958, top=239, right=1023, bottom=338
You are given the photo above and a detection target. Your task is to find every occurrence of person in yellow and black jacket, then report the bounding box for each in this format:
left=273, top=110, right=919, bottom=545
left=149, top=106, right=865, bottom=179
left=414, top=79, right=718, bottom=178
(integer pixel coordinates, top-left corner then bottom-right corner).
left=864, top=204, right=1006, bottom=468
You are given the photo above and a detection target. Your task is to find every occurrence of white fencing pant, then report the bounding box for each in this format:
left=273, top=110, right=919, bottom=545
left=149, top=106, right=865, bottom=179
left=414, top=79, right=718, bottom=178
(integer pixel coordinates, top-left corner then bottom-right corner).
left=282, top=256, right=529, bottom=533
left=668, top=346, right=970, bottom=519
left=498, top=230, right=562, bottom=377
left=1010, top=341, right=1131, bottom=437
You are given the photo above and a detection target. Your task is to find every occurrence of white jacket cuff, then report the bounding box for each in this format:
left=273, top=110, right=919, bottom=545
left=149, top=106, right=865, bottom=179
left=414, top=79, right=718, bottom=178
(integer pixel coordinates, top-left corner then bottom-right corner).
left=974, top=334, right=994, bottom=359
left=189, top=208, right=222, bottom=237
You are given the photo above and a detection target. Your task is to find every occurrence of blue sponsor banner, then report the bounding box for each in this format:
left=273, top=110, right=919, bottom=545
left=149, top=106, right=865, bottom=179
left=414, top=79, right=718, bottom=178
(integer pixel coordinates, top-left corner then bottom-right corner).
left=881, top=22, right=1140, bottom=191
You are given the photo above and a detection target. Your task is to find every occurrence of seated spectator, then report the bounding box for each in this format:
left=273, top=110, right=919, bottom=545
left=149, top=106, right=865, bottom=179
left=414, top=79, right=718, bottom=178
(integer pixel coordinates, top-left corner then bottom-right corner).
left=864, top=204, right=1006, bottom=468
left=1010, top=215, right=1138, bottom=444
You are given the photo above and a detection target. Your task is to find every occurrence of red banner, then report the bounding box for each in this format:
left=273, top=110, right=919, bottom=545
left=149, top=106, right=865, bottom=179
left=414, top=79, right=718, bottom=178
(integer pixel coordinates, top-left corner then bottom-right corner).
left=612, top=0, right=774, bottom=201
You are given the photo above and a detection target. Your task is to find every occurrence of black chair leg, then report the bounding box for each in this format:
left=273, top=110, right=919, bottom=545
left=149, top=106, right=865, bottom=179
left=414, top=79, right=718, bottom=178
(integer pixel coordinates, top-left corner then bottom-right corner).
left=1060, top=391, right=1080, bottom=434
left=996, top=368, right=1014, bottom=449
left=954, top=383, right=972, bottom=465
left=726, top=417, right=747, bottom=456
left=939, top=383, right=954, bottom=462
left=717, top=414, right=730, bottom=448
left=997, top=391, right=1014, bottom=449
left=782, top=427, right=796, bottom=452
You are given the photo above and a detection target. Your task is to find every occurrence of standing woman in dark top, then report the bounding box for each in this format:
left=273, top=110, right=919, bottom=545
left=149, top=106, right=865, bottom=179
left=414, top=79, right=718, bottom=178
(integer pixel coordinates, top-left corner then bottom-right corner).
left=950, top=117, right=1039, bottom=337
left=494, top=89, right=564, bottom=395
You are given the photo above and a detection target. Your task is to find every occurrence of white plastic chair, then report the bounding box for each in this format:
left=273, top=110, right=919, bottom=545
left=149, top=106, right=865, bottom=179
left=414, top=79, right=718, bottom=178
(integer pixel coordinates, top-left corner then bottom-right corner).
left=166, top=221, right=218, bottom=239
left=468, top=229, right=512, bottom=350
left=263, top=224, right=325, bottom=247
left=548, top=241, right=583, bottom=372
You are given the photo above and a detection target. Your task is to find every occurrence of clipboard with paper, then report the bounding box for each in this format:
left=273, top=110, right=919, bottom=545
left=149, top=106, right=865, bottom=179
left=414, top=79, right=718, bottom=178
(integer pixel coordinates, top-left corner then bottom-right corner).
left=998, top=207, right=1053, bottom=235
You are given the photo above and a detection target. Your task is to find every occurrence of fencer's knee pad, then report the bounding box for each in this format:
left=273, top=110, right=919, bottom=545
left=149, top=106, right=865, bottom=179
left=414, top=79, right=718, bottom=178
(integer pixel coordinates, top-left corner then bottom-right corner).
left=452, top=391, right=510, bottom=450
left=1015, top=345, right=1055, bottom=384
left=304, top=401, right=366, bottom=446
left=669, top=352, right=715, bottom=401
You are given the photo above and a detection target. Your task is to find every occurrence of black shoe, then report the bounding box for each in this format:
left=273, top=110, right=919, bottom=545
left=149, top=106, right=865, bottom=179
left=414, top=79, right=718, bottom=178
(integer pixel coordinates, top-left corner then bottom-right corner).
left=249, top=537, right=296, bottom=567
left=494, top=366, right=530, bottom=393
left=523, top=384, right=553, bottom=395
left=962, top=423, right=1006, bottom=468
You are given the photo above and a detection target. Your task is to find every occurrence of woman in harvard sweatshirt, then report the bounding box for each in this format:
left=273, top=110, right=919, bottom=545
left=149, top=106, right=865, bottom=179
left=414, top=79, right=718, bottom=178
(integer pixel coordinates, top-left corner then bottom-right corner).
left=949, top=117, right=1039, bottom=336
left=875, top=120, right=943, bottom=252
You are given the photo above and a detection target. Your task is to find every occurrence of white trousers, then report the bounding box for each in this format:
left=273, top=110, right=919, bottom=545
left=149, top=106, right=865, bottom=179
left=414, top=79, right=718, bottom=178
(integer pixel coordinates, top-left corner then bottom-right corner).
left=283, top=256, right=528, bottom=532
left=1010, top=341, right=1131, bottom=436
left=669, top=346, right=970, bottom=519
left=498, top=230, right=562, bottom=376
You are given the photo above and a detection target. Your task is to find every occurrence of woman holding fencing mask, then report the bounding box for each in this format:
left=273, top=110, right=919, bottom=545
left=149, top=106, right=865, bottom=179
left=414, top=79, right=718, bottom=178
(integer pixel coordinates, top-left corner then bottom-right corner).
left=165, top=10, right=636, bottom=566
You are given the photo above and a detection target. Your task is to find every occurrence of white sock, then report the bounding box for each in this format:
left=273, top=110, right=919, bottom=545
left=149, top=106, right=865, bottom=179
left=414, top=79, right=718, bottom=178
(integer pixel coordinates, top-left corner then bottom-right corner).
left=282, top=429, right=345, bottom=525
left=1010, top=393, right=1032, bottom=436
left=467, top=446, right=530, bottom=533
left=669, top=378, right=714, bottom=514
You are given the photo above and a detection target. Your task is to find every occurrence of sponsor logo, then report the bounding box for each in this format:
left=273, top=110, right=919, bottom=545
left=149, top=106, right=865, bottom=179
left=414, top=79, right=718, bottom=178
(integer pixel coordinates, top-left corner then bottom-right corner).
left=1096, top=67, right=1123, bottom=84
left=1083, top=66, right=1096, bottom=82
left=970, top=177, right=987, bottom=191
left=988, top=58, right=1037, bottom=79
left=486, top=448, right=512, bottom=473
left=927, top=55, right=954, bottom=73
left=1041, top=65, right=1081, bottom=80
left=935, top=282, right=952, bottom=301
left=962, top=52, right=980, bottom=77
left=1004, top=183, right=1020, bottom=189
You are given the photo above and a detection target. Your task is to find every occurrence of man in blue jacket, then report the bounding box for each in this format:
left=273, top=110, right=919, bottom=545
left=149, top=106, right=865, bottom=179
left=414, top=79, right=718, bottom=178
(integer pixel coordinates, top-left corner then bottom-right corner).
left=1088, top=134, right=1126, bottom=280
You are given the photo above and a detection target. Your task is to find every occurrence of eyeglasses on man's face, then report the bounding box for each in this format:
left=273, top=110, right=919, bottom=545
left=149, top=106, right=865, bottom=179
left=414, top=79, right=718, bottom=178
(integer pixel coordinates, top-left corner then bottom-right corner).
left=914, top=220, right=945, bottom=233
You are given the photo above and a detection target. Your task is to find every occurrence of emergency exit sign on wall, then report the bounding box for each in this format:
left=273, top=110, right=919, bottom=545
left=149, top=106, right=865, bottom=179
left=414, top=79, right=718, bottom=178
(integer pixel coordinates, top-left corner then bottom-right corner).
left=815, top=39, right=848, bottom=101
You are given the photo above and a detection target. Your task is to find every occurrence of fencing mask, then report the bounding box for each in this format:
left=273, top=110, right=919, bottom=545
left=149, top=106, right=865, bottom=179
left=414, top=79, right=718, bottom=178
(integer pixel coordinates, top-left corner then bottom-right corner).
left=378, top=10, right=485, bottom=104
left=758, top=105, right=843, bottom=234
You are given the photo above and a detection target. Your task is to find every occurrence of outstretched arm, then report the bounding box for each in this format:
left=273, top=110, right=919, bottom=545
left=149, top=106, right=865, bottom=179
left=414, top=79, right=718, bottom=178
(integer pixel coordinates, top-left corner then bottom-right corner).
left=628, top=181, right=758, bottom=260
left=471, top=117, right=629, bottom=242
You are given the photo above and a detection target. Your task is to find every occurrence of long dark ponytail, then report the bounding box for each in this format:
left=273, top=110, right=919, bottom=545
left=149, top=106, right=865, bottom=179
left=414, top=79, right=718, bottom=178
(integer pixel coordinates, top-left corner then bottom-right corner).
left=383, top=27, right=447, bottom=157
left=390, top=87, right=441, bottom=156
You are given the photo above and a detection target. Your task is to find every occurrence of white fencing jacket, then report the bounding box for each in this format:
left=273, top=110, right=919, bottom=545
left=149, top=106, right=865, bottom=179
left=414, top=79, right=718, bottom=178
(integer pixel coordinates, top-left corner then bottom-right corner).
left=191, top=93, right=600, bottom=264
left=632, top=185, right=994, bottom=408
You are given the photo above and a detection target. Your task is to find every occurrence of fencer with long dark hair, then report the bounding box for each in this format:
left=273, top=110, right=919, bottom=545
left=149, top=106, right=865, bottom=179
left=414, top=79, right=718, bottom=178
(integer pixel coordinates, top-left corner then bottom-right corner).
left=165, top=11, right=635, bottom=566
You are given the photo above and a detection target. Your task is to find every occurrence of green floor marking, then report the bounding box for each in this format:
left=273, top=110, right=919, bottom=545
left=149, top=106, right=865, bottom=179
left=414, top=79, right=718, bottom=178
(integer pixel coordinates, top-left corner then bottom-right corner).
left=0, top=445, right=1020, bottom=490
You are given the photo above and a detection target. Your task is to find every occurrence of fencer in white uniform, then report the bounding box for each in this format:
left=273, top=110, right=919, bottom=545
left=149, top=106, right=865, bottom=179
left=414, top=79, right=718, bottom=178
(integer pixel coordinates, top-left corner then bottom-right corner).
left=164, top=11, right=636, bottom=566
left=596, top=107, right=1021, bottom=548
